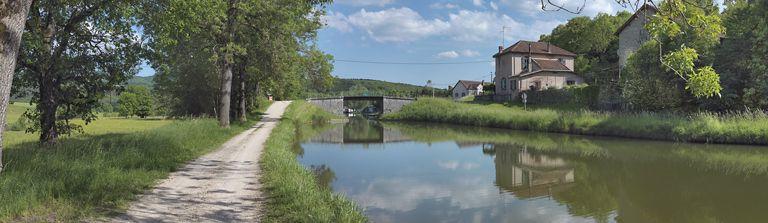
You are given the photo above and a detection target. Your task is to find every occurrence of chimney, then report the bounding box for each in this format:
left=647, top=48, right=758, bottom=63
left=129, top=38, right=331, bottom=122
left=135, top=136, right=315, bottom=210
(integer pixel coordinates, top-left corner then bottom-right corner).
left=498, top=45, right=503, bottom=53
left=547, top=42, right=551, bottom=52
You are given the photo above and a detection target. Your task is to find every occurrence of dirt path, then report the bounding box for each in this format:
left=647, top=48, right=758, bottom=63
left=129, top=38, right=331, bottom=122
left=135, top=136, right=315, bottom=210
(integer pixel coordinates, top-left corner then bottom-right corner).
left=110, top=101, right=291, bottom=223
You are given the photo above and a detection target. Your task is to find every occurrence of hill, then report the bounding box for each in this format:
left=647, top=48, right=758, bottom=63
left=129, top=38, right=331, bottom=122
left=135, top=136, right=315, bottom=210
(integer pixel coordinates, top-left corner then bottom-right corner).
left=325, top=78, right=447, bottom=98
left=127, top=76, right=154, bottom=89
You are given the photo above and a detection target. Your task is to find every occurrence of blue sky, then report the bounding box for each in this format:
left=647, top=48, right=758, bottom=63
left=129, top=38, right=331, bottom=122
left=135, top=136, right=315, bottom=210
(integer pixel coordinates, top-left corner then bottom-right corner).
left=317, top=0, right=633, bottom=87
left=138, top=0, right=725, bottom=87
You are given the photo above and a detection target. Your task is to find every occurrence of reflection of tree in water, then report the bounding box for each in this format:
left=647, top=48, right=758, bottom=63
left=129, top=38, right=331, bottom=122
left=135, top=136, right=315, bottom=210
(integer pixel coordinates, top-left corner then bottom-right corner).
left=310, top=164, right=336, bottom=190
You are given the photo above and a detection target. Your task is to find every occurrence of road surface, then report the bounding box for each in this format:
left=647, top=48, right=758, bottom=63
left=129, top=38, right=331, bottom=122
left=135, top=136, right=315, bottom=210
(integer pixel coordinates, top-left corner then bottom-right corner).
left=110, top=101, right=291, bottom=222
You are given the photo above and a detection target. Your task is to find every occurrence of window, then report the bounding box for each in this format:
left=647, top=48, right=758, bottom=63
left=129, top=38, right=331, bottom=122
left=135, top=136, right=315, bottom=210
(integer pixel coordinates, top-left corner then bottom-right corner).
left=455, top=93, right=459, bottom=97
left=501, top=78, right=507, bottom=90
left=462, top=93, right=466, bottom=97
left=558, top=58, right=565, bottom=64
left=510, top=80, right=517, bottom=90
left=522, top=56, right=530, bottom=72
left=567, top=80, right=576, bottom=85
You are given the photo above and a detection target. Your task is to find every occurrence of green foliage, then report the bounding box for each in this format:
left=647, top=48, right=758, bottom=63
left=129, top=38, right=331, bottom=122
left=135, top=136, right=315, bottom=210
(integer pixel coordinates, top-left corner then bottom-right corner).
left=525, top=85, right=600, bottom=108
left=0, top=119, right=251, bottom=221
left=12, top=0, right=143, bottom=142
left=118, top=86, right=154, bottom=118
left=141, top=0, right=334, bottom=117
left=622, top=41, right=684, bottom=110
left=708, top=0, right=768, bottom=110
left=539, top=11, right=630, bottom=86
left=384, top=98, right=768, bottom=145
left=646, top=0, right=725, bottom=98
left=261, top=101, right=366, bottom=222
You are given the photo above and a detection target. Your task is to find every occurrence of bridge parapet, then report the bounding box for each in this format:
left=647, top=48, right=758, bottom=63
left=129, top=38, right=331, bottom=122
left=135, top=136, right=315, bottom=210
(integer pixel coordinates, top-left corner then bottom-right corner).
left=307, top=96, right=415, bottom=115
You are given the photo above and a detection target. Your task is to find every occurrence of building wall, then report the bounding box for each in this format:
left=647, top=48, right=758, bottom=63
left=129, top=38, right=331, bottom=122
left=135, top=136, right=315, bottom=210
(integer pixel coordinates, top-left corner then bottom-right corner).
left=618, top=10, right=653, bottom=67
left=495, top=52, right=576, bottom=96
left=518, top=72, right=583, bottom=92
left=452, top=83, right=468, bottom=99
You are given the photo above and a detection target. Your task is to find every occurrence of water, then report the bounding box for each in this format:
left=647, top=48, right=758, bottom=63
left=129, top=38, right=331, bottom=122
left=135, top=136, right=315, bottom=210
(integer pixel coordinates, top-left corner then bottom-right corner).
left=297, top=118, right=768, bottom=223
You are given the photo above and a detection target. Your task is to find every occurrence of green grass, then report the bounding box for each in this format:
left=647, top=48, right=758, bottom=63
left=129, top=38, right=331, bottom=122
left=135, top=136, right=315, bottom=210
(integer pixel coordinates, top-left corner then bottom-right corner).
left=0, top=119, right=253, bottom=222
left=383, top=98, right=768, bottom=145
left=4, top=103, right=173, bottom=148
left=260, top=101, right=366, bottom=223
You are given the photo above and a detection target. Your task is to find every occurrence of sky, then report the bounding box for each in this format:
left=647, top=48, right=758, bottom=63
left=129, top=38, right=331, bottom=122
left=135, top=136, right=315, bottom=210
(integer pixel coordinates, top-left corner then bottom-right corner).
left=138, top=0, right=725, bottom=88
left=317, top=0, right=636, bottom=87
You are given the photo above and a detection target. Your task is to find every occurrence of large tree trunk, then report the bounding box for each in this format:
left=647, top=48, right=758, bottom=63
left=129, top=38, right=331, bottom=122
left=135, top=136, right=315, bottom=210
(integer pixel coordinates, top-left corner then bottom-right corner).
left=238, top=67, right=246, bottom=122
left=218, top=64, right=232, bottom=127
left=38, top=75, right=57, bottom=144
left=38, top=12, right=58, bottom=145
left=0, top=0, right=34, bottom=172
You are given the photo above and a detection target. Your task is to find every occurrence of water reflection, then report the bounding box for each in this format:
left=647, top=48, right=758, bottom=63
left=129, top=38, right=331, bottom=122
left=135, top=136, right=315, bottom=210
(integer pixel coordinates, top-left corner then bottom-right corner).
left=493, top=146, right=575, bottom=199
left=299, top=120, right=768, bottom=223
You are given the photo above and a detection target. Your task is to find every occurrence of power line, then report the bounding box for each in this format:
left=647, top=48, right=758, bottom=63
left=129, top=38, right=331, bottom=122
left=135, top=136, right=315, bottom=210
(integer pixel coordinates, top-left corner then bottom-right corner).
left=335, top=59, right=492, bottom=65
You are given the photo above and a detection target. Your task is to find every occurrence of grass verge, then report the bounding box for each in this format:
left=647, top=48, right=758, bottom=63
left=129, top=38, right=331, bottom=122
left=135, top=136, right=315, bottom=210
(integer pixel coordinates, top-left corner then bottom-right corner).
left=383, top=98, right=768, bottom=145
left=260, top=101, right=366, bottom=223
left=0, top=119, right=252, bottom=222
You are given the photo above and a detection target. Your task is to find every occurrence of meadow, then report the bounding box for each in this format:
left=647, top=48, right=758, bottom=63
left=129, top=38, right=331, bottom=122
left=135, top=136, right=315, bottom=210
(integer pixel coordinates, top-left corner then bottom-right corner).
left=383, top=98, right=768, bottom=145
left=0, top=103, right=253, bottom=221
left=260, top=101, right=366, bottom=223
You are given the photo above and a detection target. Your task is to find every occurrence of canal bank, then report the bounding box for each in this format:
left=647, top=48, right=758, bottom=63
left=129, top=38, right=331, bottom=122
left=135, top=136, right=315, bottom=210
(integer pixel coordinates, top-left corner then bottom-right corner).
left=259, top=101, right=366, bottom=222
left=382, top=98, right=768, bottom=145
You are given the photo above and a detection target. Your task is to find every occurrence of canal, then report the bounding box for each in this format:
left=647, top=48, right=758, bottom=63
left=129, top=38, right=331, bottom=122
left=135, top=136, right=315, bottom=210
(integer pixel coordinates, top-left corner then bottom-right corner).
left=297, top=118, right=768, bottom=223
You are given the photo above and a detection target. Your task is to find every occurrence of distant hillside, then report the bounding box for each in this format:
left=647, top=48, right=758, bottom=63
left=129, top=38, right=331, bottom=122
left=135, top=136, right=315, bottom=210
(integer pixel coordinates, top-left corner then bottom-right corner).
left=324, top=78, right=448, bottom=97
left=127, top=75, right=154, bottom=88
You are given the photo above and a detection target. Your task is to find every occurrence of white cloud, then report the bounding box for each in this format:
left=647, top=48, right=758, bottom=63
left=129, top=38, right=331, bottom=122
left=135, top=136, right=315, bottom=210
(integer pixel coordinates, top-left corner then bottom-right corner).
left=437, top=51, right=460, bottom=59
left=346, top=8, right=451, bottom=42
left=436, top=49, right=480, bottom=59
left=460, top=49, right=480, bottom=57
left=430, top=3, right=459, bottom=9
left=335, top=0, right=395, bottom=7
left=473, top=0, right=484, bottom=7
left=326, top=7, right=563, bottom=43
left=447, top=10, right=522, bottom=42
left=490, top=1, right=499, bottom=10
left=321, top=11, right=352, bottom=32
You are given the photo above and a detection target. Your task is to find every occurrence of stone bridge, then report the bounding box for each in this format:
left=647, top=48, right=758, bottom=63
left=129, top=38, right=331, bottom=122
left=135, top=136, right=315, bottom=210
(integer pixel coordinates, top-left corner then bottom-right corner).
left=307, top=96, right=416, bottom=115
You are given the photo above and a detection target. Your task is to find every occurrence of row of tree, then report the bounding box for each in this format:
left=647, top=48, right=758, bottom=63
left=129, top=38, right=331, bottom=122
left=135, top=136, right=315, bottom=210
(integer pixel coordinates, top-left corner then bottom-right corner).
left=541, top=0, right=767, bottom=111
left=0, top=0, right=334, bottom=171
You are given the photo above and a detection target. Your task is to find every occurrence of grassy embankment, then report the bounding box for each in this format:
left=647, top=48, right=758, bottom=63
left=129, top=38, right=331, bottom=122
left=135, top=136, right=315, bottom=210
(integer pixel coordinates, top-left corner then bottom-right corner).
left=0, top=103, right=255, bottom=221
left=383, top=98, right=768, bottom=145
left=260, top=101, right=366, bottom=223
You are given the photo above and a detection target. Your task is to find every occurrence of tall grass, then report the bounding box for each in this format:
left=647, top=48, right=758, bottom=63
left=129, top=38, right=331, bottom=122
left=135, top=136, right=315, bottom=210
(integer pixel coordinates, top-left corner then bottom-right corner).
left=260, top=101, right=366, bottom=223
left=383, top=98, right=768, bottom=145
left=0, top=119, right=251, bottom=222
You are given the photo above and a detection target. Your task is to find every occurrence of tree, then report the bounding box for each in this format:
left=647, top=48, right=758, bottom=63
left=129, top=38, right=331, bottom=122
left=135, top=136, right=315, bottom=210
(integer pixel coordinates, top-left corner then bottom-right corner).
left=540, top=0, right=725, bottom=98
left=141, top=0, right=332, bottom=123
left=12, top=0, right=142, bottom=144
left=711, top=0, right=768, bottom=109
left=1, top=0, right=33, bottom=171
left=118, top=86, right=154, bottom=118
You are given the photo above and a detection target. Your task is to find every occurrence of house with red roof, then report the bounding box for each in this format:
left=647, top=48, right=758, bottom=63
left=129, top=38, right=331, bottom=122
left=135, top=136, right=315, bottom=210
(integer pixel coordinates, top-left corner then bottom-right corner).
left=492, top=40, right=584, bottom=101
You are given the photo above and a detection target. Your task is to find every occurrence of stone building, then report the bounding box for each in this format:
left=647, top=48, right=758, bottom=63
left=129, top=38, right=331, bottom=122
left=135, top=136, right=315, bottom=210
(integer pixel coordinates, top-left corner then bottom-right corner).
left=493, top=40, right=583, bottom=101
left=616, top=4, right=657, bottom=67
